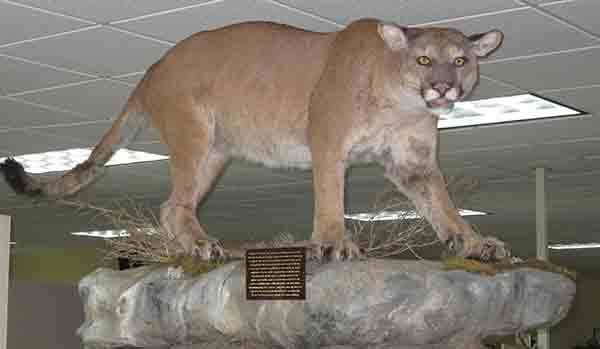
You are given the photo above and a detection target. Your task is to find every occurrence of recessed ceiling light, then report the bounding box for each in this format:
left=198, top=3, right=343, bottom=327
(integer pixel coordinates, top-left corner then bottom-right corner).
left=0, top=148, right=168, bottom=174
left=439, top=93, right=583, bottom=129
left=71, top=230, right=129, bottom=238
left=548, top=243, right=600, bottom=250
left=344, top=209, right=487, bottom=222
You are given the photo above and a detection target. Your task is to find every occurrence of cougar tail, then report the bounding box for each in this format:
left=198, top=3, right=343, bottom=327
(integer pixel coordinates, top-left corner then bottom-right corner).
left=0, top=100, right=149, bottom=198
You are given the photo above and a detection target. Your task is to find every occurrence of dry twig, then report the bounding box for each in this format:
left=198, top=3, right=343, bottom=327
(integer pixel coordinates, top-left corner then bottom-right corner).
left=58, top=176, right=478, bottom=267
left=347, top=176, right=479, bottom=259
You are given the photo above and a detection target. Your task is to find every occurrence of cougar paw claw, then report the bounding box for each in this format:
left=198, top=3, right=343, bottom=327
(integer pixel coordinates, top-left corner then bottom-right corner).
left=445, top=235, right=465, bottom=256
left=311, top=239, right=364, bottom=262
left=334, top=239, right=364, bottom=261
left=479, top=236, right=511, bottom=262
left=192, top=239, right=227, bottom=261
left=445, top=235, right=511, bottom=263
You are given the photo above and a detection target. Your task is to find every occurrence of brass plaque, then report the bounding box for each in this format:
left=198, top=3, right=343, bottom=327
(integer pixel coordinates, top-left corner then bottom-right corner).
left=246, top=247, right=306, bottom=300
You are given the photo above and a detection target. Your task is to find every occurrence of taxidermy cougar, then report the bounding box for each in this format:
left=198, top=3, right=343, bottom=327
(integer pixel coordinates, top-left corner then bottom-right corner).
left=1, top=19, right=510, bottom=262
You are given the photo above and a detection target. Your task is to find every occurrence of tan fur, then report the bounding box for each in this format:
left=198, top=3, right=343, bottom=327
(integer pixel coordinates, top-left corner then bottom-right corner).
left=11, top=19, right=509, bottom=260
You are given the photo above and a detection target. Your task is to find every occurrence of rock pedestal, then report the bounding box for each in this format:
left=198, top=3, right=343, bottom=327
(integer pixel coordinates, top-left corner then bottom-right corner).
left=78, top=259, right=575, bottom=349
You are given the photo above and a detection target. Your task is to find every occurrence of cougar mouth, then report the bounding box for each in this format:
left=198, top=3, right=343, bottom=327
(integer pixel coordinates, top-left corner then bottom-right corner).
left=426, top=97, right=453, bottom=109
left=422, top=87, right=459, bottom=113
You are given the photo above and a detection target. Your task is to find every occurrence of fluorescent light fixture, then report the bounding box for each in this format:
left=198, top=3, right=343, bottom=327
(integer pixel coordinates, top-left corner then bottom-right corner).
left=71, top=227, right=157, bottom=239
left=548, top=243, right=600, bottom=250
left=71, top=230, right=129, bottom=238
left=439, top=93, right=583, bottom=129
left=344, top=209, right=487, bottom=222
left=0, top=148, right=168, bottom=174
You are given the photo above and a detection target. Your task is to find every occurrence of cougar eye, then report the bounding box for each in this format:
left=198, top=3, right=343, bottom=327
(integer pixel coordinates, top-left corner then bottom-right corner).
left=416, top=56, right=432, bottom=66
left=454, top=57, right=467, bottom=67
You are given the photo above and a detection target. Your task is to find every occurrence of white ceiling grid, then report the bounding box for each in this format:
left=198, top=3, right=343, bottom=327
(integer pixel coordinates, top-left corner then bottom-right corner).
left=0, top=0, right=599, bottom=269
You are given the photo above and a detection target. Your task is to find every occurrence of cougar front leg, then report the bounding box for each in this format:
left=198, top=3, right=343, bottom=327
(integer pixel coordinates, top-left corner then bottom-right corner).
left=385, top=165, right=510, bottom=262
left=310, top=151, right=362, bottom=261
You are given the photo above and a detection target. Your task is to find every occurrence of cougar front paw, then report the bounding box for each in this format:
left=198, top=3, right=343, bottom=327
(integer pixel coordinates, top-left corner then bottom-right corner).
left=479, top=236, right=511, bottom=261
left=311, top=239, right=364, bottom=262
left=445, top=235, right=511, bottom=263
left=192, top=239, right=227, bottom=261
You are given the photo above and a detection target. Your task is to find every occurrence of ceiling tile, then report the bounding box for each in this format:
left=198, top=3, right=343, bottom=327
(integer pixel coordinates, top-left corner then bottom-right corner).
left=0, top=55, right=90, bottom=96
left=442, top=164, right=514, bottom=181
left=439, top=120, right=600, bottom=177
left=440, top=114, right=600, bottom=154
left=438, top=154, right=478, bottom=169
left=135, top=127, right=162, bottom=143
left=0, top=27, right=171, bottom=76
left=441, top=8, right=595, bottom=60
left=276, top=0, right=520, bottom=26
left=524, top=141, right=600, bottom=164
left=17, top=79, right=133, bottom=119
left=467, top=76, right=522, bottom=100
left=114, top=72, right=145, bottom=85
left=128, top=142, right=169, bottom=155
left=211, top=187, right=312, bottom=207
left=540, top=86, right=600, bottom=116
left=15, top=0, right=216, bottom=24
left=456, top=141, right=600, bottom=177
left=0, top=129, right=85, bottom=155
left=19, top=119, right=166, bottom=150
left=118, top=161, right=170, bottom=179
left=347, top=166, right=384, bottom=180
left=544, top=158, right=600, bottom=176
left=481, top=48, right=600, bottom=91
left=115, top=0, right=340, bottom=42
left=547, top=172, right=600, bottom=194
left=0, top=98, right=91, bottom=129
left=31, top=121, right=112, bottom=143
left=0, top=2, right=90, bottom=46
left=34, top=119, right=161, bottom=144
left=528, top=0, right=564, bottom=4
left=79, top=165, right=169, bottom=200
left=217, top=162, right=305, bottom=188
left=0, top=184, right=31, bottom=210
left=543, top=0, right=600, bottom=39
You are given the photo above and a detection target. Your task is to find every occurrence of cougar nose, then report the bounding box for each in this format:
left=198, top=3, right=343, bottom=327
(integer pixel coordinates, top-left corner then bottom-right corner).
left=432, top=82, right=452, bottom=95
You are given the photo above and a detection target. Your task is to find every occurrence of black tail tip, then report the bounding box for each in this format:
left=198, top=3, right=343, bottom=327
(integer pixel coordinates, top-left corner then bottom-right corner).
left=0, top=157, right=39, bottom=195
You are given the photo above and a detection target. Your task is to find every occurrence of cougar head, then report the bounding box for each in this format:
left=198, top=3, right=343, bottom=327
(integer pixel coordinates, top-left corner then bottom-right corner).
left=378, top=22, right=503, bottom=114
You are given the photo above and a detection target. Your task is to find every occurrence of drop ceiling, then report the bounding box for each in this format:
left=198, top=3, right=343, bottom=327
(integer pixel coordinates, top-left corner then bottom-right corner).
left=1, top=0, right=599, bottom=273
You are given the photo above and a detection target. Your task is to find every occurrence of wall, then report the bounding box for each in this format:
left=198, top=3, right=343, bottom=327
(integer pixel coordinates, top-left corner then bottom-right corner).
left=7, top=280, right=83, bottom=349
left=551, top=273, right=600, bottom=349
left=5, top=246, right=114, bottom=349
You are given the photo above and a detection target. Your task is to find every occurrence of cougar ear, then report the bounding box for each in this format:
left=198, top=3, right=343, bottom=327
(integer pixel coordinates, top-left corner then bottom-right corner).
left=378, top=22, right=408, bottom=51
left=469, top=29, right=504, bottom=57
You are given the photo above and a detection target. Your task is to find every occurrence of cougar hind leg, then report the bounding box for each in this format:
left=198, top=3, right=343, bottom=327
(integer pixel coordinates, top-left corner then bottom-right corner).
left=157, top=104, right=229, bottom=260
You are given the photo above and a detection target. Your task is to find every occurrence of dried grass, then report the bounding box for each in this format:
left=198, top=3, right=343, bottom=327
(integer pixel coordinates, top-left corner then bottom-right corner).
left=59, top=176, right=479, bottom=268
left=348, top=176, right=479, bottom=259
left=59, top=199, right=183, bottom=265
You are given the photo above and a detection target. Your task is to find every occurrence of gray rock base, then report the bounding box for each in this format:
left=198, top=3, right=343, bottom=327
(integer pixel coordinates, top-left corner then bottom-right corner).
left=78, top=259, right=575, bottom=349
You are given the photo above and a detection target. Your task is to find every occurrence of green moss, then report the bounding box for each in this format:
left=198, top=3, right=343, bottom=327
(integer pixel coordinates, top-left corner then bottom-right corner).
left=442, top=257, right=498, bottom=276
left=164, top=255, right=227, bottom=277
left=442, top=257, right=577, bottom=281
